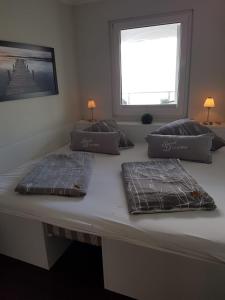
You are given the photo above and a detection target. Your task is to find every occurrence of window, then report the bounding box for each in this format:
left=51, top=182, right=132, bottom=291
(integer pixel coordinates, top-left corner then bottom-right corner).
left=110, top=11, right=192, bottom=120
left=121, top=24, right=179, bottom=106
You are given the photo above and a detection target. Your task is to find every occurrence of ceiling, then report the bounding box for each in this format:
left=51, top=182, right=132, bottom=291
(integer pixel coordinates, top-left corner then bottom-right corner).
left=60, top=0, right=103, bottom=5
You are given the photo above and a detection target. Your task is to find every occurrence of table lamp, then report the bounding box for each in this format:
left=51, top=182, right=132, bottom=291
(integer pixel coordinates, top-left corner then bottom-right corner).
left=203, top=97, right=215, bottom=125
left=88, top=98, right=96, bottom=122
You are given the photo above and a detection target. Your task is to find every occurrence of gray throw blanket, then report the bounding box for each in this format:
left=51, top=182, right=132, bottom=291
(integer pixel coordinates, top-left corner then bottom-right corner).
left=15, top=152, right=93, bottom=197
left=122, top=159, right=216, bottom=214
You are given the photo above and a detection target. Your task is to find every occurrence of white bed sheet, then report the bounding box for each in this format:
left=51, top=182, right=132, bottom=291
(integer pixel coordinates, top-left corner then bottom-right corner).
left=0, top=144, right=225, bottom=264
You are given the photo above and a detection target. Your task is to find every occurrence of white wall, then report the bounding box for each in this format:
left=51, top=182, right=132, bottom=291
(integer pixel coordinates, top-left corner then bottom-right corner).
left=0, top=0, right=80, bottom=171
left=74, top=0, right=225, bottom=123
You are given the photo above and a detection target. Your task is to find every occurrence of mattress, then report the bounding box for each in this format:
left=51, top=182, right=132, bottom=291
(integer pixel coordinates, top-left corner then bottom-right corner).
left=0, top=144, right=225, bottom=264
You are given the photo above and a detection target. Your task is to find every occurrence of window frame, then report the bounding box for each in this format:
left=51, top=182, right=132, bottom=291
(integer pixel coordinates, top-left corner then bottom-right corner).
left=110, top=10, right=193, bottom=120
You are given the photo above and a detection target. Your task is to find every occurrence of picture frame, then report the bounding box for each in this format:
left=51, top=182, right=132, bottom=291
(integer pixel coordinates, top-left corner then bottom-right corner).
left=0, top=40, right=59, bottom=102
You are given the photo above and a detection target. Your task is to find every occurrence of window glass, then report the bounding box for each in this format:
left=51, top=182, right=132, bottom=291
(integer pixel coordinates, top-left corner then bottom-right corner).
left=121, top=23, right=180, bottom=106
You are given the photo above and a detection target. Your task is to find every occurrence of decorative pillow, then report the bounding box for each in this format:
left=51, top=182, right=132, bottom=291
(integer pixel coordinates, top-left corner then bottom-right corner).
left=70, top=130, right=120, bottom=155
left=84, top=119, right=134, bottom=148
left=151, top=119, right=225, bottom=151
left=146, top=134, right=213, bottom=163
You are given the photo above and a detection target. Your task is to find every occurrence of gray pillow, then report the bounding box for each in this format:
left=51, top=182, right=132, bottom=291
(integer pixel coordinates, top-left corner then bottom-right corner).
left=84, top=119, right=134, bottom=148
left=70, top=130, right=120, bottom=155
left=151, top=119, right=225, bottom=151
left=146, top=134, right=213, bottom=163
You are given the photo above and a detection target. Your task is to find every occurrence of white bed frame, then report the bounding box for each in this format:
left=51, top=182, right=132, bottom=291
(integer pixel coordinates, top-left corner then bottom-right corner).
left=0, top=212, right=71, bottom=269
left=1, top=211, right=225, bottom=299
left=102, top=238, right=225, bottom=300
left=0, top=123, right=225, bottom=300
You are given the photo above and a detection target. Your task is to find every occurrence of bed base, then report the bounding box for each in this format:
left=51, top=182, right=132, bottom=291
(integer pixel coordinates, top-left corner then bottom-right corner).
left=1, top=212, right=225, bottom=299
left=0, top=212, right=71, bottom=270
left=102, top=238, right=225, bottom=300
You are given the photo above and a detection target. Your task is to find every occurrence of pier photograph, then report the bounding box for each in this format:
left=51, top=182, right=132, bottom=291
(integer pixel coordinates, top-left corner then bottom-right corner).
left=0, top=41, right=58, bottom=102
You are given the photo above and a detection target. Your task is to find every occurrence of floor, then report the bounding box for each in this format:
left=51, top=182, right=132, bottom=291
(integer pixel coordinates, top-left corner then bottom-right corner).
left=0, top=241, right=133, bottom=300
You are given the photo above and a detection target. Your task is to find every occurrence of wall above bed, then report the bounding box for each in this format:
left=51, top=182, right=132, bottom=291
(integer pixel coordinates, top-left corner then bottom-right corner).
left=74, top=0, right=225, bottom=123
left=0, top=0, right=80, bottom=171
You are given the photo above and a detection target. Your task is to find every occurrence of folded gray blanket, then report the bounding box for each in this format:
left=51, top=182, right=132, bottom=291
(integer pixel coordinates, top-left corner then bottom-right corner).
left=15, top=152, right=93, bottom=197
left=122, top=159, right=216, bottom=214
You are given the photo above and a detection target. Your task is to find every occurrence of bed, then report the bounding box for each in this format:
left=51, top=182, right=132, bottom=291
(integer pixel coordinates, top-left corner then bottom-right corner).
left=0, top=143, right=225, bottom=299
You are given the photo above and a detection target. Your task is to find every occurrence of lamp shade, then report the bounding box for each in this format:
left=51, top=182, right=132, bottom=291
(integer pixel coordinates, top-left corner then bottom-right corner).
left=88, top=99, right=96, bottom=109
left=204, top=97, right=215, bottom=108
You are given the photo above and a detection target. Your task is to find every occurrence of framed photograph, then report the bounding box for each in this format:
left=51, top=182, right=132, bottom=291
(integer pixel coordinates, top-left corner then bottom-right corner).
left=0, top=40, right=58, bottom=102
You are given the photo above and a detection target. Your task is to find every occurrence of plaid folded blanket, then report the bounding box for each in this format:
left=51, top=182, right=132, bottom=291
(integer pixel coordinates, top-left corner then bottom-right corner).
left=122, top=159, right=216, bottom=214
left=15, top=152, right=93, bottom=197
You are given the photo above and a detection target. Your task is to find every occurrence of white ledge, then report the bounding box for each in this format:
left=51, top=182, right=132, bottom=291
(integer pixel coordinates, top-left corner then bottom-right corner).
left=76, top=120, right=225, bottom=142
left=117, top=121, right=166, bottom=126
